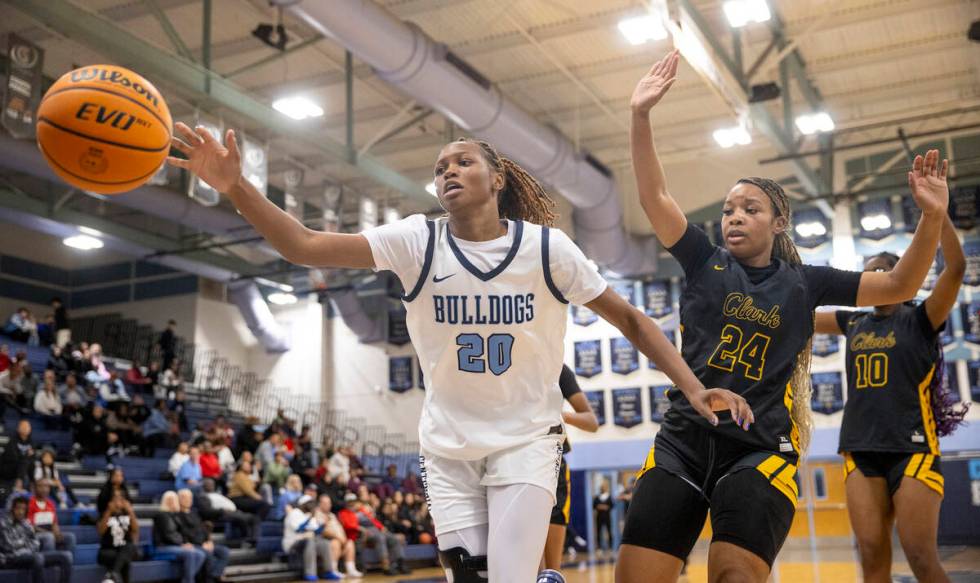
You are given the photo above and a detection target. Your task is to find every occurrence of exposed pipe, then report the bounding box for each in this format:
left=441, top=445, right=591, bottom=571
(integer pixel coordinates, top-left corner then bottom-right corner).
left=227, top=280, right=292, bottom=353
left=278, top=0, right=658, bottom=276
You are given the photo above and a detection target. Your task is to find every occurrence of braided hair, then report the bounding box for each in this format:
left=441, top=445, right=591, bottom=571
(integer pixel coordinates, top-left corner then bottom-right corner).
left=736, top=177, right=814, bottom=452
left=867, top=252, right=970, bottom=436
left=455, top=138, right=558, bottom=227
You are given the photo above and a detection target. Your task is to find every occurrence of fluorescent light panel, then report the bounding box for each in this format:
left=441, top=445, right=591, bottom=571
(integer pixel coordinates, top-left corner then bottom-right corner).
left=63, top=234, right=104, bottom=250
left=713, top=125, right=752, bottom=148
left=723, top=0, right=771, bottom=28
left=272, top=96, right=324, bottom=120
left=795, top=112, right=835, bottom=135
left=618, top=14, right=668, bottom=45
left=795, top=221, right=827, bottom=238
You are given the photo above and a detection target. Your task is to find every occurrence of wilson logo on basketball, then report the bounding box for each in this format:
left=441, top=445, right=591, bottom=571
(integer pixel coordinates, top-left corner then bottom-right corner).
left=74, top=102, right=151, bottom=132
left=69, top=67, right=161, bottom=108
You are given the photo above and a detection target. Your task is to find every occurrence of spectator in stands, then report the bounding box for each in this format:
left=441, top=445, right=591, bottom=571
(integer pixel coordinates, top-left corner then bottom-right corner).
left=158, top=320, right=178, bottom=372
left=36, top=314, right=54, bottom=347
left=2, top=307, right=35, bottom=343
left=146, top=361, right=163, bottom=400
left=263, top=451, right=291, bottom=500
left=400, top=471, right=421, bottom=496
left=290, top=443, right=318, bottom=486
left=99, top=372, right=130, bottom=405
left=160, top=360, right=183, bottom=398
left=142, top=399, right=177, bottom=457
left=153, top=491, right=206, bottom=583
left=33, top=450, right=77, bottom=509
left=97, top=488, right=139, bottom=583
left=0, top=496, right=72, bottom=583
left=228, top=459, right=269, bottom=520
left=198, top=442, right=223, bottom=489
left=61, top=373, right=85, bottom=408
left=337, top=493, right=408, bottom=576
left=124, top=361, right=151, bottom=395
left=129, top=394, right=150, bottom=426
left=380, top=499, right=412, bottom=543
left=33, top=370, right=64, bottom=428
left=0, top=419, right=36, bottom=488
left=46, top=346, right=69, bottom=382
left=256, top=432, right=284, bottom=471
left=97, top=468, right=133, bottom=515
left=314, top=493, right=362, bottom=579
left=76, top=404, right=109, bottom=457
left=176, top=489, right=229, bottom=583
left=205, top=415, right=234, bottom=448
left=327, top=445, right=351, bottom=486
left=213, top=438, right=236, bottom=482
left=0, top=361, right=29, bottom=415
left=175, top=445, right=203, bottom=491
left=107, top=403, right=142, bottom=452
left=105, top=432, right=126, bottom=466
left=0, top=344, right=10, bottom=373
left=378, top=464, right=400, bottom=500
left=28, top=479, right=76, bottom=555
left=315, top=471, right=348, bottom=514
left=87, top=343, right=111, bottom=383
left=414, top=502, right=435, bottom=545
left=234, top=417, right=261, bottom=458
left=273, top=474, right=304, bottom=521
left=168, top=388, right=188, bottom=432
left=195, top=478, right=259, bottom=547
left=283, top=494, right=342, bottom=581
left=168, top=442, right=190, bottom=477
left=50, top=298, right=69, bottom=349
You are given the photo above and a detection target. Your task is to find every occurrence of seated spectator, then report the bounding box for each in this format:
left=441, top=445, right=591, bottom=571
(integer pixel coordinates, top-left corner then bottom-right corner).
left=28, top=479, right=76, bottom=555
left=123, top=361, right=151, bottom=394
left=314, top=493, right=362, bottom=578
left=176, top=489, right=229, bottom=583
left=380, top=499, right=412, bottom=542
left=98, top=372, right=130, bottom=405
left=0, top=344, right=10, bottom=373
left=205, top=415, right=234, bottom=448
left=175, top=445, right=203, bottom=491
left=61, top=373, right=86, bottom=411
left=168, top=388, right=188, bottom=432
left=152, top=491, right=205, bottom=583
left=198, top=442, right=223, bottom=487
left=143, top=399, right=177, bottom=457
left=97, top=467, right=133, bottom=515
left=327, top=445, right=351, bottom=485
left=283, top=494, right=342, bottom=581
left=45, top=346, right=69, bottom=382
left=36, top=314, right=54, bottom=347
left=317, top=471, right=348, bottom=514
left=0, top=496, right=71, bottom=583
left=33, top=450, right=77, bottom=509
left=97, top=489, right=139, bottom=583
left=128, top=394, right=150, bottom=426
left=107, top=403, right=142, bottom=452
left=291, top=443, right=318, bottom=486
left=337, top=494, right=408, bottom=576
left=213, top=439, right=236, bottom=480
left=274, top=474, right=304, bottom=521
left=50, top=298, right=69, bottom=349
left=228, top=460, right=270, bottom=520
left=105, top=432, right=127, bottom=467
left=75, top=404, right=109, bottom=457
left=88, top=343, right=110, bottom=381
left=2, top=307, right=35, bottom=343
left=195, top=478, right=259, bottom=546
left=33, top=370, right=64, bottom=429
left=165, top=441, right=189, bottom=477
left=401, top=471, right=422, bottom=496
left=0, top=419, right=36, bottom=488
left=256, top=433, right=284, bottom=470
left=0, top=361, right=29, bottom=415
left=377, top=464, right=400, bottom=500
left=263, top=451, right=291, bottom=497
left=415, top=503, right=435, bottom=545
left=160, top=361, right=184, bottom=399
left=234, top=417, right=261, bottom=458
left=146, top=361, right=163, bottom=400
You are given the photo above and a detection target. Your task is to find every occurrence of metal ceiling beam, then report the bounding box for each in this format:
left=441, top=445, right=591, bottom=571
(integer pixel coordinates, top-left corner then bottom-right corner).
left=7, top=0, right=429, bottom=205
left=143, top=0, right=194, bottom=62
left=224, top=34, right=325, bottom=79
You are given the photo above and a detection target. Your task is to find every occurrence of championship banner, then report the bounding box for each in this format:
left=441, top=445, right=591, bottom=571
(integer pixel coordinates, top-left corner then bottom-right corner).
left=960, top=301, right=980, bottom=344
left=2, top=34, right=43, bottom=139
left=792, top=208, right=830, bottom=249
left=585, top=390, right=606, bottom=426
left=612, top=387, right=643, bottom=428
left=574, top=340, right=602, bottom=378
left=647, top=329, right=677, bottom=370
left=387, top=307, right=410, bottom=346
left=612, top=281, right=639, bottom=307
left=388, top=356, right=413, bottom=393
left=648, top=385, right=671, bottom=423
left=969, top=360, right=980, bottom=403
left=949, top=185, right=979, bottom=230
left=643, top=280, right=672, bottom=319
left=417, top=357, right=425, bottom=389
left=572, top=304, right=598, bottom=327
left=610, top=337, right=639, bottom=375
left=857, top=199, right=894, bottom=240
left=811, top=371, right=844, bottom=414
left=812, top=333, right=839, bottom=358
left=964, top=240, right=980, bottom=287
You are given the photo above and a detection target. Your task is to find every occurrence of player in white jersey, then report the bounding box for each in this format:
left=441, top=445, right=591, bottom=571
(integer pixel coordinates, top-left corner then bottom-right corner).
left=168, top=124, right=753, bottom=582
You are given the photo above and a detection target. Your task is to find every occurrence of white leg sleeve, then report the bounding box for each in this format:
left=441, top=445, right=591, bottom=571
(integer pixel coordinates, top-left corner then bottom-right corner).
left=487, top=483, right=553, bottom=583
left=438, top=524, right=489, bottom=582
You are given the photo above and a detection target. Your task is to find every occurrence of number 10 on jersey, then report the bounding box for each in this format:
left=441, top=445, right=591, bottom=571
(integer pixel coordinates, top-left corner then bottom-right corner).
left=457, top=333, right=514, bottom=375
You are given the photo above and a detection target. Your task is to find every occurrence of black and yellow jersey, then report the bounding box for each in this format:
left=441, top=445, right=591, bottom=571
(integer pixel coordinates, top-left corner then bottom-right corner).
left=836, top=304, right=943, bottom=455
left=662, top=225, right=862, bottom=461
left=559, top=364, right=581, bottom=454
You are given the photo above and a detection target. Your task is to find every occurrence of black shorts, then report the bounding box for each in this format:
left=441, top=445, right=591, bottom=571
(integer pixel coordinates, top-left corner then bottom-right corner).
left=843, top=451, right=944, bottom=496
left=621, top=421, right=798, bottom=567
left=549, top=456, right=571, bottom=526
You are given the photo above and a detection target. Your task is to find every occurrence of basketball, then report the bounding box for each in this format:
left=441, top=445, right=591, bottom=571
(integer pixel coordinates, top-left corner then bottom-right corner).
left=36, top=64, right=172, bottom=195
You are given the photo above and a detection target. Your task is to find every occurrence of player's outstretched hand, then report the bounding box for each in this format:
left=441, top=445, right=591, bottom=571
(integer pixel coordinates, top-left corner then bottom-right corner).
left=630, top=49, right=679, bottom=115
left=908, top=149, right=949, bottom=217
left=690, top=388, right=754, bottom=430
left=168, top=121, right=242, bottom=193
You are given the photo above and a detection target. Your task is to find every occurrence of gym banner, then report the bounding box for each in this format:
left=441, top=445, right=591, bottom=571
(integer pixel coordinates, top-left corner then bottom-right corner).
left=387, top=307, right=410, bottom=346
left=612, top=281, right=639, bottom=307
left=648, top=385, right=672, bottom=423
left=647, top=329, right=677, bottom=370
left=811, top=371, right=844, bottom=415
left=610, top=337, right=639, bottom=375
left=949, top=185, right=979, bottom=230
left=961, top=301, right=980, bottom=344
left=643, top=280, right=672, bottom=319
left=812, top=333, right=839, bottom=358
left=969, top=360, right=980, bottom=403
left=572, top=304, right=598, bottom=327
left=963, top=240, right=980, bottom=287
left=585, top=390, right=606, bottom=426
left=574, top=340, right=602, bottom=378
left=388, top=356, right=413, bottom=393
left=612, top=387, right=643, bottom=429
left=2, top=33, right=43, bottom=139
left=857, top=198, right=894, bottom=240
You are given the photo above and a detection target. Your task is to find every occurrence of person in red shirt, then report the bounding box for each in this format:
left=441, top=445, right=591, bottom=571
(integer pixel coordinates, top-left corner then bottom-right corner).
left=336, top=494, right=408, bottom=575
left=0, top=344, right=10, bottom=374
left=123, top=361, right=152, bottom=395
left=199, top=441, right=224, bottom=489
left=28, top=479, right=76, bottom=554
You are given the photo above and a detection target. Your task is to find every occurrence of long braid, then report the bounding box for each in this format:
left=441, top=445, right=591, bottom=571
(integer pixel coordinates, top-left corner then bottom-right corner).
left=457, top=138, right=558, bottom=226
left=737, top=177, right=814, bottom=453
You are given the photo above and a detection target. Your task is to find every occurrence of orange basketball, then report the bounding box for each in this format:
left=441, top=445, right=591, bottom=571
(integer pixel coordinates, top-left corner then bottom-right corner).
left=36, top=64, right=172, bottom=194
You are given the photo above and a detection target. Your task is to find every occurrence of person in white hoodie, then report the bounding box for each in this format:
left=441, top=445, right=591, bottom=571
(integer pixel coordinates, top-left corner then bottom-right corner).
left=33, top=370, right=63, bottom=429
left=168, top=442, right=190, bottom=477
left=283, top=495, right=341, bottom=581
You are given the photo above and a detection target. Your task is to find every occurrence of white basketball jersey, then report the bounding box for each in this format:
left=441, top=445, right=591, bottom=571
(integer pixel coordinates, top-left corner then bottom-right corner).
left=404, top=218, right=569, bottom=460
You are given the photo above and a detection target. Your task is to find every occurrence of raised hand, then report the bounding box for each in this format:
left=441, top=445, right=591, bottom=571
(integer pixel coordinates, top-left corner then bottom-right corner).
left=689, top=388, right=754, bottom=430
left=167, top=121, right=242, bottom=194
left=630, top=49, right=680, bottom=115
left=908, top=149, right=949, bottom=217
